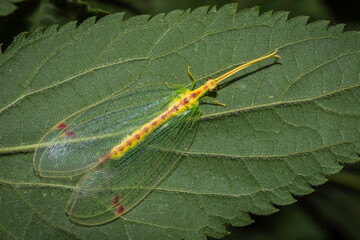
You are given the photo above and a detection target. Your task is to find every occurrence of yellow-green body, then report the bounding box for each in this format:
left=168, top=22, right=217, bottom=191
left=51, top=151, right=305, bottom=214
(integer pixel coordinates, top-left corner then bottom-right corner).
left=106, top=49, right=280, bottom=163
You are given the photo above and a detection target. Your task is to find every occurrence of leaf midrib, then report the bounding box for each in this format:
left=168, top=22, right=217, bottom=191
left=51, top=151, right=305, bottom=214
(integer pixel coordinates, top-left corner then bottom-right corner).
left=0, top=79, right=359, bottom=154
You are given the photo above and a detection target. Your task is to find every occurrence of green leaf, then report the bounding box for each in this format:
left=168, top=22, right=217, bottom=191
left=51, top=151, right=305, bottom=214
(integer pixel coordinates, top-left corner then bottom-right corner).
left=0, top=0, right=23, bottom=16
left=1, top=4, right=360, bottom=239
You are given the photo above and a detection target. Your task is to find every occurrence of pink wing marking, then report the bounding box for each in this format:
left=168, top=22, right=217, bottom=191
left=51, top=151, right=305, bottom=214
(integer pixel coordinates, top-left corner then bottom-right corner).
left=57, top=122, right=68, bottom=130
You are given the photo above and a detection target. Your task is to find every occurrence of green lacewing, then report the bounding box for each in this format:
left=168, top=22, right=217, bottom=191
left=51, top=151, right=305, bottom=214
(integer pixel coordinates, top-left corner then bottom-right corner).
left=33, top=50, right=280, bottom=225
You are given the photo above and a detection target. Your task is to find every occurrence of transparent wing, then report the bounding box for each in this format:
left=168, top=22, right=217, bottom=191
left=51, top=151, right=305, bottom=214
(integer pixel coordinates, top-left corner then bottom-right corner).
left=66, top=107, right=199, bottom=225
left=34, top=86, right=182, bottom=177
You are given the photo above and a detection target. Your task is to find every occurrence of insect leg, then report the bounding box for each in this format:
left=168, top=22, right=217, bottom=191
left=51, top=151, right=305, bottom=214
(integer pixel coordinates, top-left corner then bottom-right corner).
left=165, top=82, right=184, bottom=90
left=199, top=96, right=226, bottom=108
left=187, top=66, right=196, bottom=90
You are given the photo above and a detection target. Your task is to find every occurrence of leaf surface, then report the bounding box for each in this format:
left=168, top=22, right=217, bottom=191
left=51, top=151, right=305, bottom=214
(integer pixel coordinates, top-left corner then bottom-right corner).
left=0, top=4, right=360, bottom=239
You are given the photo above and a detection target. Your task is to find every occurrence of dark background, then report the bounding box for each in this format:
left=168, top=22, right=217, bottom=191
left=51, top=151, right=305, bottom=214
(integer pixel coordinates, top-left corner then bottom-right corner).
left=1, top=1, right=359, bottom=239
left=1, top=0, right=360, bottom=51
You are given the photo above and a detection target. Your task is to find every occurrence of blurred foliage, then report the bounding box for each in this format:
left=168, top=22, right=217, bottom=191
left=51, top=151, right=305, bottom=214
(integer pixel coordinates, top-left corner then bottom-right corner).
left=100, top=0, right=334, bottom=20
left=0, top=0, right=23, bottom=16
left=1, top=1, right=359, bottom=239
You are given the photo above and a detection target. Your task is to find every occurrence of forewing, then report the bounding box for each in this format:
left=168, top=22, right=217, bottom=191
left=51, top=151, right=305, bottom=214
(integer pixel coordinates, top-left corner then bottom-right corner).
left=33, top=86, right=181, bottom=177
left=65, top=107, right=199, bottom=225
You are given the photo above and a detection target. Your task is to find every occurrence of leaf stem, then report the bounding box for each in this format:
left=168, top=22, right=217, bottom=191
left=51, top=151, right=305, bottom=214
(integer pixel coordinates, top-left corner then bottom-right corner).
left=0, top=143, right=39, bottom=154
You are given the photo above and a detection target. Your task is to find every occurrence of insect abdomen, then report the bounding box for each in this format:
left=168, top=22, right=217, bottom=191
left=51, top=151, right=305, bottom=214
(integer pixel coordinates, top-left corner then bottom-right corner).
left=104, top=89, right=202, bottom=161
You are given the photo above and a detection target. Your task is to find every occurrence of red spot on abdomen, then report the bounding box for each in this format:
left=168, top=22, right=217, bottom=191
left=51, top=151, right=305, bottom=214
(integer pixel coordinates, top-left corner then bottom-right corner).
left=57, top=122, right=68, bottom=130
left=117, top=204, right=125, bottom=214
left=182, top=98, right=189, bottom=104
left=65, top=130, right=76, bottom=137
left=113, top=195, right=119, bottom=205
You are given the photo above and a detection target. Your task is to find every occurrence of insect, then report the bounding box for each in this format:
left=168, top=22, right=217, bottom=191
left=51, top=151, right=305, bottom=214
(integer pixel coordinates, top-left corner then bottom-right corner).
left=33, top=50, right=280, bottom=225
